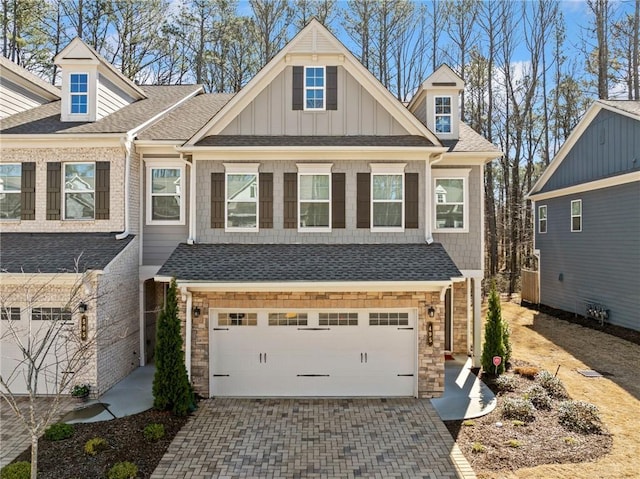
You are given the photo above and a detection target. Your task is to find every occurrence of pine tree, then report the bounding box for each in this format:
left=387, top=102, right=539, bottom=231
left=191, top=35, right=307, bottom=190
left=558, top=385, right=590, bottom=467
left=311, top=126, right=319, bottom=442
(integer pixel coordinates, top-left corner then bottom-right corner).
left=481, top=282, right=509, bottom=375
left=152, top=279, right=194, bottom=416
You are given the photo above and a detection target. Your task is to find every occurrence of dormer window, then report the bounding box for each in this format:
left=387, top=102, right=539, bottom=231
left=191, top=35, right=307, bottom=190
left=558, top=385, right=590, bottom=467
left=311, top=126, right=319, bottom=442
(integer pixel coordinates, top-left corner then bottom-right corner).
left=435, top=96, right=452, bottom=133
left=305, top=66, right=325, bottom=110
left=70, top=73, right=89, bottom=114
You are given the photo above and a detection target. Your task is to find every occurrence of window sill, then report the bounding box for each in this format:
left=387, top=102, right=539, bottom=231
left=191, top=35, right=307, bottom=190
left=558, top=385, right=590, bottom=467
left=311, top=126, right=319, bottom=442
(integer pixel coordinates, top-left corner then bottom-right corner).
left=298, top=227, right=331, bottom=233
left=225, top=227, right=259, bottom=233
left=371, top=227, right=404, bottom=233
left=146, top=220, right=186, bottom=226
left=433, top=228, right=469, bottom=234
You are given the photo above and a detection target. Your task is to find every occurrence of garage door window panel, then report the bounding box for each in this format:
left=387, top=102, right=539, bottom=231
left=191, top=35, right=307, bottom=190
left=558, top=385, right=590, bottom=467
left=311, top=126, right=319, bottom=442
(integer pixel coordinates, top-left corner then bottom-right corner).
left=218, top=312, right=257, bottom=326
left=318, top=312, right=358, bottom=326
left=1, top=307, right=21, bottom=321
left=268, top=312, right=308, bottom=326
left=369, top=312, right=409, bottom=326
left=31, top=307, right=72, bottom=322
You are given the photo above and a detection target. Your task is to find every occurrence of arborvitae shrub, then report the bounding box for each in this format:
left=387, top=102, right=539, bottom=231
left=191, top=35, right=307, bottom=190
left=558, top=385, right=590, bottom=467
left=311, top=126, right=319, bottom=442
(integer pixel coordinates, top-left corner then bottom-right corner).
left=481, top=282, right=511, bottom=375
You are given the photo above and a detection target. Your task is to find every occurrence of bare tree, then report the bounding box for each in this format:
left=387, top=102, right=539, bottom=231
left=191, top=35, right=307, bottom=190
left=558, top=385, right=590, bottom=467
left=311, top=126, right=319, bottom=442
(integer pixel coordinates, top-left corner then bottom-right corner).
left=293, top=0, right=336, bottom=30
left=249, top=0, right=292, bottom=67
left=587, top=0, right=610, bottom=99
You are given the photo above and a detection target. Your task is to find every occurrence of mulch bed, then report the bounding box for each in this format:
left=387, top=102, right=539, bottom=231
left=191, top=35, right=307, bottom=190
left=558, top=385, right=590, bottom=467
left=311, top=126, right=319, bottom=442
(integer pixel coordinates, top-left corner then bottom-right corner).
left=13, top=408, right=187, bottom=479
left=445, top=361, right=613, bottom=473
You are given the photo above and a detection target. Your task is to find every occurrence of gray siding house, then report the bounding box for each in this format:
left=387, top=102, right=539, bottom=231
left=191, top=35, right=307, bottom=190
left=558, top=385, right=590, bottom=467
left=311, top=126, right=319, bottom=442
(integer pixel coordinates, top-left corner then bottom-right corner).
left=528, top=100, right=640, bottom=332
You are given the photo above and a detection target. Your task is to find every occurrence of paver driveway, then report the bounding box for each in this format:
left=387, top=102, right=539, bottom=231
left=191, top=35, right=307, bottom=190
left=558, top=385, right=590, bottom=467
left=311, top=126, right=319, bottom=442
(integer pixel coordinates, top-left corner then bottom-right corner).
left=151, top=398, right=469, bottom=479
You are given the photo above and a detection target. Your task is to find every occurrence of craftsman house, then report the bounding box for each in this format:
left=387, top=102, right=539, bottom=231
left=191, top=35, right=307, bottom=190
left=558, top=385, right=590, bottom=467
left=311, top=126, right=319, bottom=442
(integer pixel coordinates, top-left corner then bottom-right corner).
left=1, top=20, right=501, bottom=399
left=528, top=100, right=640, bottom=332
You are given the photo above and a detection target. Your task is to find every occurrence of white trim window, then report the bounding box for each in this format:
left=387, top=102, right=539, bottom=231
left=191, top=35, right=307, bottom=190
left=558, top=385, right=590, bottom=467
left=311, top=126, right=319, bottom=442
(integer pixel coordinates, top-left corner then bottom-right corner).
left=147, top=164, right=185, bottom=225
left=435, top=96, right=452, bottom=133
left=538, top=205, right=547, bottom=234
left=64, top=162, right=95, bottom=220
left=225, top=163, right=259, bottom=231
left=304, top=66, right=325, bottom=110
left=571, top=199, right=582, bottom=232
left=70, top=73, right=89, bottom=115
left=371, top=163, right=405, bottom=231
left=432, top=168, right=470, bottom=233
left=298, top=163, right=332, bottom=232
left=0, top=163, right=21, bottom=220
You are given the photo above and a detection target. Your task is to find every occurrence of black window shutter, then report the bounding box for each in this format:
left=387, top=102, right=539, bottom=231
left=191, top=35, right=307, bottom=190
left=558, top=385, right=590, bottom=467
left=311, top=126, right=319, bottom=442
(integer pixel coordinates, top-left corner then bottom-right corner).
left=405, top=173, right=419, bottom=229
left=326, top=66, right=337, bottom=110
left=46, top=162, right=61, bottom=220
left=292, top=66, right=303, bottom=110
left=211, top=173, right=225, bottom=228
left=283, top=173, right=297, bottom=228
left=331, top=172, right=345, bottom=228
left=20, top=162, right=35, bottom=220
left=356, top=173, right=370, bottom=228
left=95, top=162, right=110, bottom=219
left=259, top=173, right=273, bottom=229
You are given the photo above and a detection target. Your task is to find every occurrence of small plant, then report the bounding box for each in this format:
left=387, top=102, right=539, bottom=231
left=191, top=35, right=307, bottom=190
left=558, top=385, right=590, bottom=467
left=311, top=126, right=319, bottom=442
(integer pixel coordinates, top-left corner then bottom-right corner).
left=107, top=461, right=138, bottom=479
left=502, top=397, right=536, bottom=422
left=462, top=420, right=475, bottom=427
left=536, top=370, right=569, bottom=399
left=558, top=400, right=603, bottom=434
left=84, top=437, right=108, bottom=455
left=71, top=384, right=90, bottom=397
left=494, top=374, right=518, bottom=392
left=44, top=422, right=74, bottom=441
left=481, top=282, right=509, bottom=375
left=514, top=366, right=540, bottom=379
left=471, top=442, right=485, bottom=453
left=0, top=461, right=30, bottom=479
left=564, top=436, right=578, bottom=445
left=523, top=384, right=552, bottom=410
left=143, top=423, right=165, bottom=441
left=512, top=420, right=526, bottom=427
left=507, top=439, right=523, bottom=448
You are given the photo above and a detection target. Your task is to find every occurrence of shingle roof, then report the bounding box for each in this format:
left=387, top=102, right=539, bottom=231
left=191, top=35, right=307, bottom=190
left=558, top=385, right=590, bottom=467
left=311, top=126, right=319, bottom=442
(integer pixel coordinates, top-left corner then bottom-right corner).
left=441, top=123, right=502, bottom=153
left=0, top=85, right=201, bottom=135
left=157, top=243, right=462, bottom=282
left=137, top=93, right=234, bottom=140
left=0, top=56, right=61, bottom=99
left=0, top=233, right=134, bottom=273
left=194, top=135, right=436, bottom=147
left=598, top=100, right=640, bottom=118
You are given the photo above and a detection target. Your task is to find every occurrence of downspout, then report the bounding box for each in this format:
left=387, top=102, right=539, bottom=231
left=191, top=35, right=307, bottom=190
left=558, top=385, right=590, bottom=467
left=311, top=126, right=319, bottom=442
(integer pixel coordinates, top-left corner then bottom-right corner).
left=426, top=153, right=444, bottom=244
left=182, top=288, right=193, bottom=380
left=116, top=133, right=134, bottom=240
left=186, top=154, right=196, bottom=245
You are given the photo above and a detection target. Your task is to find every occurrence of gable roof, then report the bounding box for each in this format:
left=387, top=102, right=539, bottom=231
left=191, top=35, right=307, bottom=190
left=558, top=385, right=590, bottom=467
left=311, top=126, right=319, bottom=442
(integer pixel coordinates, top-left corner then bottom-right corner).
left=442, top=123, right=502, bottom=154
left=0, top=233, right=134, bottom=273
left=157, top=243, right=461, bottom=283
left=0, top=56, right=60, bottom=100
left=0, top=85, right=202, bottom=136
left=185, top=19, right=442, bottom=147
left=528, top=100, right=640, bottom=197
left=407, top=64, right=463, bottom=111
left=54, top=37, right=146, bottom=100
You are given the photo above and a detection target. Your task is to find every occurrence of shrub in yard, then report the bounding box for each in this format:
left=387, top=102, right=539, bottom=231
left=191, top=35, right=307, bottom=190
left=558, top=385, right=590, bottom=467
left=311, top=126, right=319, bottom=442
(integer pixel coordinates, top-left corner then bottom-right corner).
left=462, top=420, right=475, bottom=427
left=107, top=461, right=138, bottom=479
left=558, top=400, right=603, bottom=434
left=494, top=374, right=518, bottom=392
left=84, top=437, right=108, bottom=455
left=523, top=384, right=552, bottom=410
left=507, top=439, right=523, bottom=448
left=481, top=282, right=509, bottom=375
left=43, top=422, right=74, bottom=441
left=501, top=397, right=536, bottom=422
left=471, top=442, right=485, bottom=453
left=514, top=366, right=540, bottom=379
left=535, top=370, right=569, bottom=399
left=143, top=423, right=165, bottom=441
left=0, top=461, right=30, bottom=479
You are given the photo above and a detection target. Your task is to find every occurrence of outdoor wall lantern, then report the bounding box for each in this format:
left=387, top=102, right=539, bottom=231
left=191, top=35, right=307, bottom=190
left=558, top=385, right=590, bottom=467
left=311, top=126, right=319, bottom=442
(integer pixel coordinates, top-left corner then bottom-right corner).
left=427, top=306, right=435, bottom=318
left=78, top=302, right=88, bottom=313
left=193, top=306, right=201, bottom=318
left=427, top=322, right=434, bottom=346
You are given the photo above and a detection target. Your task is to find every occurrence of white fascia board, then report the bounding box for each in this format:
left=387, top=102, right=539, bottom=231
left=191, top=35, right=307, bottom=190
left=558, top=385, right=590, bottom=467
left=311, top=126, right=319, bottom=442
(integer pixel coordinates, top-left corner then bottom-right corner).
left=527, top=171, right=640, bottom=201
left=459, top=269, right=484, bottom=278
left=153, top=279, right=456, bottom=292
left=439, top=152, right=502, bottom=165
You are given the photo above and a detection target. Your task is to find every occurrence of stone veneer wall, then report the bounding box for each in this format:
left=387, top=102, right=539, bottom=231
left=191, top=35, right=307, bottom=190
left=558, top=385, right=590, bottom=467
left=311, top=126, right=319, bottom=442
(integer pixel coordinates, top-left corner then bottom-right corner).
left=451, top=281, right=469, bottom=356
left=95, top=237, right=140, bottom=393
left=182, top=290, right=446, bottom=399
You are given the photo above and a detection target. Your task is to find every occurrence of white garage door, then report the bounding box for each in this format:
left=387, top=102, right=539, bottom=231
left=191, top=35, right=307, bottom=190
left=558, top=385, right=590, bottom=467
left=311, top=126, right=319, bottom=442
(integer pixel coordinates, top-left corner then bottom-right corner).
left=1, top=307, right=76, bottom=395
left=209, top=309, right=416, bottom=397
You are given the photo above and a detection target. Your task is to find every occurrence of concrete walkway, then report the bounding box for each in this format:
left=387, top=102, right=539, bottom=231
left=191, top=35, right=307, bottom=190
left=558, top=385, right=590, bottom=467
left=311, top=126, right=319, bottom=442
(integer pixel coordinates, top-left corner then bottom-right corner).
left=430, top=357, right=496, bottom=421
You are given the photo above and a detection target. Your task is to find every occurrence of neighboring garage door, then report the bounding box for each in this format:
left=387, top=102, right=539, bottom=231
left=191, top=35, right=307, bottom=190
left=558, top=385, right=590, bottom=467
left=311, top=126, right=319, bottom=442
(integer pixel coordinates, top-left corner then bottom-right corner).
left=1, top=307, right=76, bottom=395
left=209, top=309, right=416, bottom=397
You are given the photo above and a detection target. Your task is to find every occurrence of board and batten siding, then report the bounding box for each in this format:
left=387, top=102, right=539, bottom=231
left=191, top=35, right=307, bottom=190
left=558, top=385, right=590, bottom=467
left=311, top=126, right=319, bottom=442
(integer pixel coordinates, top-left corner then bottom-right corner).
left=540, top=109, right=640, bottom=193
left=96, top=74, right=134, bottom=120
left=220, top=66, right=410, bottom=136
left=535, top=181, right=640, bottom=331
left=0, top=77, right=52, bottom=119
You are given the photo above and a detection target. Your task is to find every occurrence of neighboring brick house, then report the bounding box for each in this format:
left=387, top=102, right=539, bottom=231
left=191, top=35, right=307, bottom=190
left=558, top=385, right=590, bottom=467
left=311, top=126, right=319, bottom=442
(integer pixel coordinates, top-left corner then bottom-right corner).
left=528, top=100, right=640, bottom=332
left=2, top=21, right=501, bottom=399
left=0, top=38, right=202, bottom=395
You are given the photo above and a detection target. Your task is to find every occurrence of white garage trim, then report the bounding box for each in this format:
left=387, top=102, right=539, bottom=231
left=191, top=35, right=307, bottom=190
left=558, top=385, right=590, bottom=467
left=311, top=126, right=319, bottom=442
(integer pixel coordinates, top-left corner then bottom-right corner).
left=208, top=308, right=418, bottom=398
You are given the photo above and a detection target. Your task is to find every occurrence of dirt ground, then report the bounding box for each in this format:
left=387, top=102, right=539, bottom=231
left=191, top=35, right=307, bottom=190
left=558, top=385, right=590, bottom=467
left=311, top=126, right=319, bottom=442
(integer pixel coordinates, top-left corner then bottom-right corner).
left=487, top=301, right=640, bottom=479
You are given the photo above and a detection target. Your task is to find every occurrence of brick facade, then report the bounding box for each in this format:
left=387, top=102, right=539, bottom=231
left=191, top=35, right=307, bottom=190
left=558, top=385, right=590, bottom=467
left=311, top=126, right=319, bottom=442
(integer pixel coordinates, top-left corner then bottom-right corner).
left=180, top=290, right=446, bottom=399
left=451, top=281, right=469, bottom=356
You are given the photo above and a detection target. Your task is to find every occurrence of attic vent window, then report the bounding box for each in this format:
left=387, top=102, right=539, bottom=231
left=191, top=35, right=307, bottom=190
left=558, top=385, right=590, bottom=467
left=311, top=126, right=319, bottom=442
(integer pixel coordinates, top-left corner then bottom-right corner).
left=70, top=73, right=88, bottom=114
left=435, top=96, right=452, bottom=133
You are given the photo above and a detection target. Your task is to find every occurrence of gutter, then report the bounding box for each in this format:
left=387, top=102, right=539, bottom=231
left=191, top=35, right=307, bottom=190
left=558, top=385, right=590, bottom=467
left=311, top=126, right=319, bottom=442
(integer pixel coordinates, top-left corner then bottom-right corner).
left=115, top=134, right=134, bottom=240
left=425, top=153, right=444, bottom=244
left=182, top=288, right=193, bottom=380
